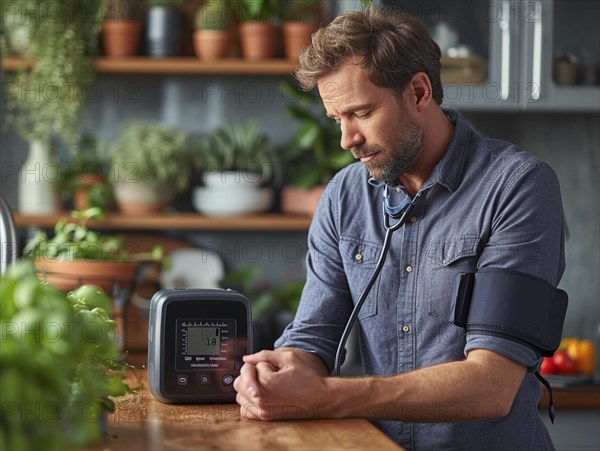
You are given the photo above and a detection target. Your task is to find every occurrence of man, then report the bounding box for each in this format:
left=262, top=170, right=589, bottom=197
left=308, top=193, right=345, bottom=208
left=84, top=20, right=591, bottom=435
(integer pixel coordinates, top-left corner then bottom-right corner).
left=234, top=6, right=566, bottom=450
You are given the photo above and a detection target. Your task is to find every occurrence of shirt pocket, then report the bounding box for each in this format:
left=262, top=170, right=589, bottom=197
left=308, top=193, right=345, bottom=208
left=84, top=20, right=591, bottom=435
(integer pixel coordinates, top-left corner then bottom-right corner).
left=340, top=237, right=382, bottom=320
left=426, top=235, right=480, bottom=317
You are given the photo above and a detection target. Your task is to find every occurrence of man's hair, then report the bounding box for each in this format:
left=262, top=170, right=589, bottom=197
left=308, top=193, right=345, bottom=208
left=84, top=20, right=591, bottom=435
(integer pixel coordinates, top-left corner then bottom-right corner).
left=295, top=6, right=444, bottom=105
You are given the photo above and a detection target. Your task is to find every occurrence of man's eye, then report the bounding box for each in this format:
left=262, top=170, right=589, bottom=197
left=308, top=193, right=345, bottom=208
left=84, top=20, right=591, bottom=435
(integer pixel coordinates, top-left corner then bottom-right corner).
left=355, top=111, right=371, bottom=119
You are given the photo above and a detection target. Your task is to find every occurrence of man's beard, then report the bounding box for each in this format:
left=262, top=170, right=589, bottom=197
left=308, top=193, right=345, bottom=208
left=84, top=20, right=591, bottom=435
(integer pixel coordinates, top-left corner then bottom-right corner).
left=353, top=119, right=424, bottom=184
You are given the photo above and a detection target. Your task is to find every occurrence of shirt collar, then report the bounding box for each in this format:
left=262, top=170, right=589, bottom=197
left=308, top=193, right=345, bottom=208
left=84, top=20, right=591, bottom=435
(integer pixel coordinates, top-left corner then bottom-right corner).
left=367, top=107, right=471, bottom=193
left=425, top=107, right=471, bottom=193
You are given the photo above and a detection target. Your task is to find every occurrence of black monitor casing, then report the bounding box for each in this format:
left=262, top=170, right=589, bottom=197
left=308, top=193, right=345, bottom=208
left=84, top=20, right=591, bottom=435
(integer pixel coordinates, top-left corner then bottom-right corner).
left=148, top=288, right=252, bottom=403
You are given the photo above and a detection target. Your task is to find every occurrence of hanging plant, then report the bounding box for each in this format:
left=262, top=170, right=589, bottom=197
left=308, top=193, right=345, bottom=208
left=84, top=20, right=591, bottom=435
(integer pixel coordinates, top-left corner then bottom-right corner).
left=4, top=0, right=104, bottom=151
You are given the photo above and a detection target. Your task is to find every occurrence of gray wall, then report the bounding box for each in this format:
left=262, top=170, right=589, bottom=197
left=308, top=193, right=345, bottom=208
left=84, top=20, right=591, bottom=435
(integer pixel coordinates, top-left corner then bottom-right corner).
left=462, top=112, right=600, bottom=345
left=1, top=74, right=599, bottom=348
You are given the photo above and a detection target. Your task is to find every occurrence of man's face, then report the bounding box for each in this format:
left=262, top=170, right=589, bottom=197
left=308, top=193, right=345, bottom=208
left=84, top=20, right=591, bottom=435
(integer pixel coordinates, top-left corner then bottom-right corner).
left=317, top=61, right=424, bottom=184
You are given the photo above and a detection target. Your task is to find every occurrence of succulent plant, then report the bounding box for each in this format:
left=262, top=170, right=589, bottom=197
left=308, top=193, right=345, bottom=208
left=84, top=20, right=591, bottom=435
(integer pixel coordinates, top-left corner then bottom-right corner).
left=110, top=121, right=191, bottom=193
left=195, top=0, right=232, bottom=31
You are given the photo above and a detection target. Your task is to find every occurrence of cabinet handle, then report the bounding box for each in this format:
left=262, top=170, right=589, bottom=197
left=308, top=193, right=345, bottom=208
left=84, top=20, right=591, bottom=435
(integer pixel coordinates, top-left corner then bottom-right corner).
left=499, top=1, right=512, bottom=100
left=530, top=1, right=543, bottom=101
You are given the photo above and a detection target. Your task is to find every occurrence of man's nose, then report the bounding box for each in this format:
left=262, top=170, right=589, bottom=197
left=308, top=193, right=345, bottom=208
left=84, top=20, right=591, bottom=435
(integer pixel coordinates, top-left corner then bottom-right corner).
left=340, top=121, right=364, bottom=150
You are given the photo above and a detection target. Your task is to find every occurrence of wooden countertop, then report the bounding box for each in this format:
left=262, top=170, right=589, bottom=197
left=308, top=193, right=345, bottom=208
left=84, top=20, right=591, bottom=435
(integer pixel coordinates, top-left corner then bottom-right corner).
left=91, top=368, right=402, bottom=451
left=538, top=382, right=600, bottom=410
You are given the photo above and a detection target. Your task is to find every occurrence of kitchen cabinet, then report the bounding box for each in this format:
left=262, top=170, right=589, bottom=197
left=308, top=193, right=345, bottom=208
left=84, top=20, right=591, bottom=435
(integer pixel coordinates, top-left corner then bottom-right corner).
left=382, top=0, right=600, bottom=111
left=521, top=0, right=600, bottom=111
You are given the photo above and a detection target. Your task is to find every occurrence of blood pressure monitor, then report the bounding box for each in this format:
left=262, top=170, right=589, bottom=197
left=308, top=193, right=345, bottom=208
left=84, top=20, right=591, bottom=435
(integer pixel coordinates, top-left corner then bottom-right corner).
left=148, top=289, right=252, bottom=403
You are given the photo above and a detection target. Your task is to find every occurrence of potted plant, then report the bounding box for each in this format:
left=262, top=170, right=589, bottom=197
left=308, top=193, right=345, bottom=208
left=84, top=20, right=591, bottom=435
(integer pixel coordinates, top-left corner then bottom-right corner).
left=102, top=0, right=143, bottom=58
left=280, top=0, right=320, bottom=61
left=191, top=121, right=275, bottom=216
left=109, top=121, right=190, bottom=214
left=193, top=0, right=233, bottom=60
left=23, top=208, right=145, bottom=293
left=4, top=0, right=103, bottom=213
left=23, top=207, right=165, bottom=347
left=102, top=0, right=143, bottom=57
left=60, top=133, right=115, bottom=212
left=0, top=261, right=132, bottom=449
left=144, top=0, right=185, bottom=57
left=234, top=0, right=281, bottom=60
left=279, top=81, right=354, bottom=215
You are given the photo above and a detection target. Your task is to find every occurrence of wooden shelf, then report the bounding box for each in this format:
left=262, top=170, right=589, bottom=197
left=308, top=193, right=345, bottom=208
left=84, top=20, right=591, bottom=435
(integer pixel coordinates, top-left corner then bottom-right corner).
left=2, top=56, right=298, bottom=75
left=2, top=56, right=485, bottom=82
left=14, top=212, right=312, bottom=232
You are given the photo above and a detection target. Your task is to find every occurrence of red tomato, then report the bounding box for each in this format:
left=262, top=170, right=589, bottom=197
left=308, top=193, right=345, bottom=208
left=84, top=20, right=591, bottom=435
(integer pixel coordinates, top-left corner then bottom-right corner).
left=552, top=350, right=578, bottom=374
left=540, top=356, right=558, bottom=375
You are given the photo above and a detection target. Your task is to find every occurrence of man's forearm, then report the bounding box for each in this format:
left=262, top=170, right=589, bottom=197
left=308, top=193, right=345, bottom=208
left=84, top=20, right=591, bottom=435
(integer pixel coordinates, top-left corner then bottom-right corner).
left=325, top=349, right=527, bottom=422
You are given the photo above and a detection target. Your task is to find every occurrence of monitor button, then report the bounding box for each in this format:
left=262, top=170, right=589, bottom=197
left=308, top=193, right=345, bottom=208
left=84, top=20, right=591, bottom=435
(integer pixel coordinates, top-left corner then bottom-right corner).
left=222, top=374, right=234, bottom=385
left=177, top=375, right=188, bottom=385
left=200, top=374, right=211, bottom=385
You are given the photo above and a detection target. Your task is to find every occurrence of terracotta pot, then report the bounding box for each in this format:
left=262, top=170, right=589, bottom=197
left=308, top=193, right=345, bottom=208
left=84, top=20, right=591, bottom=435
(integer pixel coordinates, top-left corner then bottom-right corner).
left=281, top=185, right=326, bottom=216
left=102, top=21, right=142, bottom=57
left=35, top=258, right=139, bottom=293
left=74, top=173, right=107, bottom=211
left=238, top=22, right=278, bottom=60
left=193, top=30, right=232, bottom=60
left=282, top=22, right=316, bottom=61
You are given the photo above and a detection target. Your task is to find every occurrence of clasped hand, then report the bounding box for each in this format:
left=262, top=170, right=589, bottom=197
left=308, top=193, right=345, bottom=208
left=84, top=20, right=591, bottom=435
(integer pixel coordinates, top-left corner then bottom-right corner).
left=233, top=348, right=335, bottom=421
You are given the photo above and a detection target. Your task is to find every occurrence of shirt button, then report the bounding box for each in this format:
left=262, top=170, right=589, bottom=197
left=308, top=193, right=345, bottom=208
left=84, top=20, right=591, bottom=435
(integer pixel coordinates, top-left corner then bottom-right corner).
left=402, top=325, right=410, bottom=333
left=406, top=265, right=413, bottom=273
left=355, top=253, right=363, bottom=261
left=410, top=216, right=417, bottom=223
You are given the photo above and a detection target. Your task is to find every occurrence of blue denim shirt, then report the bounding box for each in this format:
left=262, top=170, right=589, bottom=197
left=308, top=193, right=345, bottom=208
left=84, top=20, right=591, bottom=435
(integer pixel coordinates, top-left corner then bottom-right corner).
left=275, top=108, right=566, bottom=450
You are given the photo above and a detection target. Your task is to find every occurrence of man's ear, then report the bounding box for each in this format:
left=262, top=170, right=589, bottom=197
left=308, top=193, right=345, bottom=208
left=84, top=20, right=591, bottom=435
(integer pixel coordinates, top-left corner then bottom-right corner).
left=408, top=72, right=433, bottom=111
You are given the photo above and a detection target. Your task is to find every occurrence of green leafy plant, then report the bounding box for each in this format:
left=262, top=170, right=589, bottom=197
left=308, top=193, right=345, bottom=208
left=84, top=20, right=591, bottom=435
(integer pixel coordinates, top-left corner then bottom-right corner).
left=23, top=207, right=163, bottom=262
left=193, top=121, right=274, bottom=180
left=67, top=134, right=109, bottom=177
left=252, top=279, right=304, bottom=318
left=195, top=0, right=232, bottom=31
left=280, top=0, right=318, bottom=22
left=233, top=0, right=281, bottom=22
left=0, top=261, right=132, bottom=450
left=0, top=0, right=33, bottom=55
left=59, top=134, right=115, bottom=210
left=110, top=121, right=191, bottom=193
left=103, top=0, right=141, bottom=21
left=279, top=81, right=354, bottom=189
left=218, top=266, right=303, bottom=319
left=4, top=0, right=103, bottom=151
left=24, top=208, right=124, bottom=261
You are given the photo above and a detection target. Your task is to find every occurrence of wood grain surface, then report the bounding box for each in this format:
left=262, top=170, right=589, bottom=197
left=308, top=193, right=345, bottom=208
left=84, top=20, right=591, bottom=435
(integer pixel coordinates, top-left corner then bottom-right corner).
left=89, top=368, right=402, bottom=451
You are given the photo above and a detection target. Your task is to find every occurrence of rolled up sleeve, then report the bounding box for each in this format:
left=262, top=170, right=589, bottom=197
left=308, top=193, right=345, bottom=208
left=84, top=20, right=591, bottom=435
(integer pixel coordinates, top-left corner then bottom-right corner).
left=275, top=179, right=354, bottom=373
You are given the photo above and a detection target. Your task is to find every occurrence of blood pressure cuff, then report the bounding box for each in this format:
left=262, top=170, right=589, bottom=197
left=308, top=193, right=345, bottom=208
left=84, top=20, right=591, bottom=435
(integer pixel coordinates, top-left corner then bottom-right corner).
left=450, top=268, right=568, bottom=357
